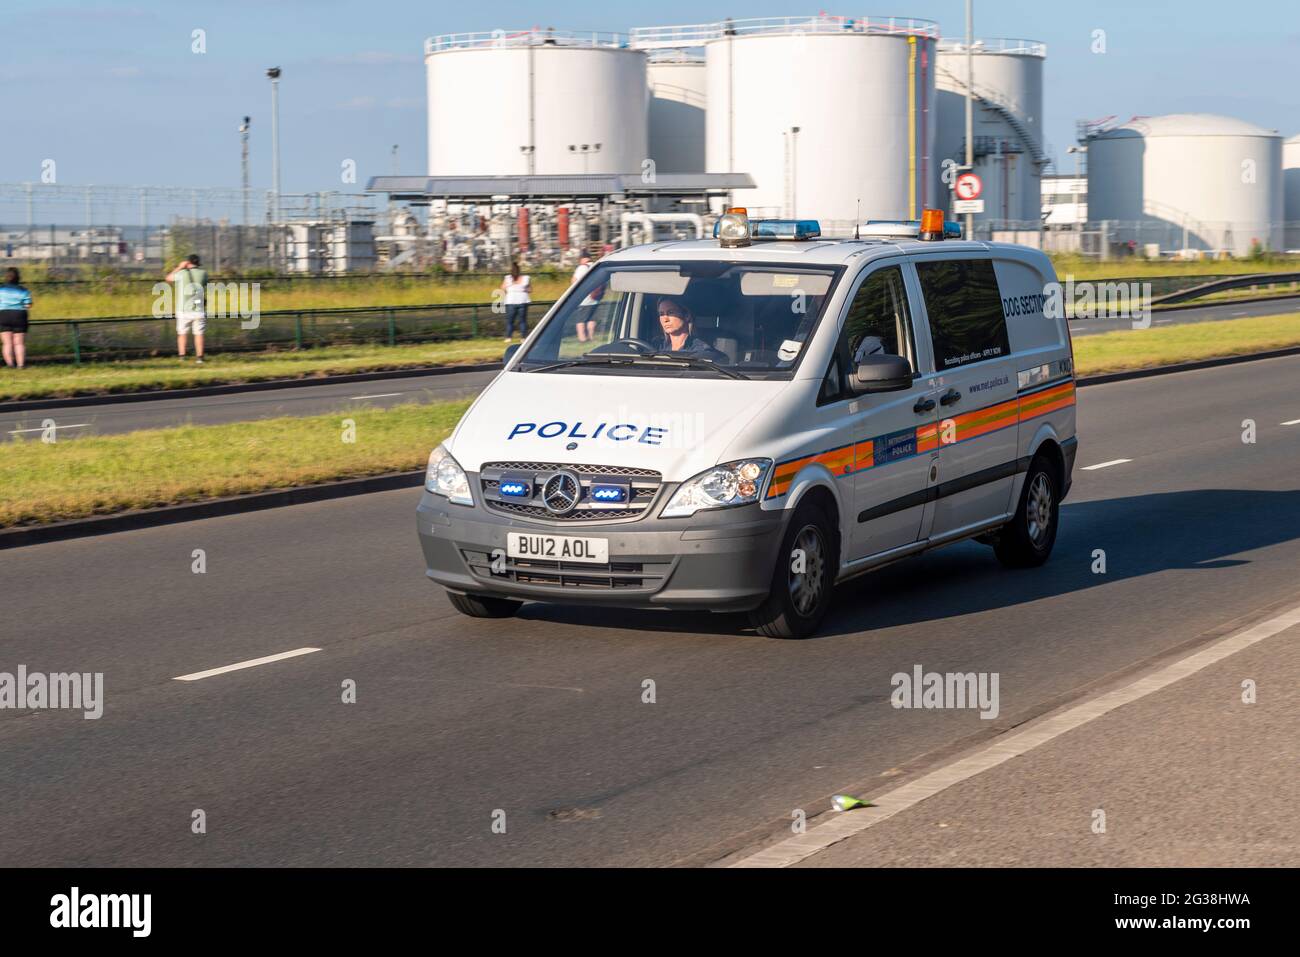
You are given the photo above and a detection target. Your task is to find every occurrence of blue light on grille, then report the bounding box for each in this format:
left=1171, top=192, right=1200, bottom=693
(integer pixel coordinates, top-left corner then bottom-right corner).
left=499, top=480, right=531, bottom=498
left=590, top=484, right=628, bottom=503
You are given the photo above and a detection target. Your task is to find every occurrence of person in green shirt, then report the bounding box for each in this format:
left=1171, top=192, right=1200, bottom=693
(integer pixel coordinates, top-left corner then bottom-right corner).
left=165, top=253, right=208, bottom=362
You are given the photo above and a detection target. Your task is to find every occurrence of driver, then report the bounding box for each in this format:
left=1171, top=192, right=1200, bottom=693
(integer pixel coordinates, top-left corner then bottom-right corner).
left=656, top=297, right=727, bottom=363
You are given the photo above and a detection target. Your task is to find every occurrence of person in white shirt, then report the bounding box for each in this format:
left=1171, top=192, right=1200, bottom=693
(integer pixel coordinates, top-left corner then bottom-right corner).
left=570, top=255, right=597, bottom=342
left=501, top=263, right=531, bottom=342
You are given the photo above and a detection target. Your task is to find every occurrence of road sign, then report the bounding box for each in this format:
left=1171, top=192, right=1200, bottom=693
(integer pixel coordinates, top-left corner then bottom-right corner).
left=953, top=199, right=985, bottom=214
left=954, top=172, right=983, bottom=201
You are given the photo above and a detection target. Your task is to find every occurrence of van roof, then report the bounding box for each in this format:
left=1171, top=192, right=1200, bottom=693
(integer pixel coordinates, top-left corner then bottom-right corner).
left=602, top=237, right=1001, bottom=266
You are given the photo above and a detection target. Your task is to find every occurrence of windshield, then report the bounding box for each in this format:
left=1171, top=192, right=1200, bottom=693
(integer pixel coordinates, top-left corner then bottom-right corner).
left=513, top=261, right=841, bottom=379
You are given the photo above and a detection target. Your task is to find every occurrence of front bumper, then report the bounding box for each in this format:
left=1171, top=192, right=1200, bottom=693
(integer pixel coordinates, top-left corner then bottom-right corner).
left=416, top=490, right=785, bottom=612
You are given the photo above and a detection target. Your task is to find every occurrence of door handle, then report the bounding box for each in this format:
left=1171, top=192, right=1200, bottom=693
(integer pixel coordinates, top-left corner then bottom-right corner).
left=913, top=397, right=936, bottom=414
left=939, top=388, right=962, bottom=407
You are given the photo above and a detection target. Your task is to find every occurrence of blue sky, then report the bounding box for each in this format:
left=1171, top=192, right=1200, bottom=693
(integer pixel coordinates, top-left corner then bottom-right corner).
left=3, top=0, right=1296, bottom=195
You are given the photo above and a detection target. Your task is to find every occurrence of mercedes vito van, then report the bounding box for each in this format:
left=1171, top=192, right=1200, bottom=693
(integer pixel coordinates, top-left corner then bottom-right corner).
left=417, top=209, right=1077, bottom=638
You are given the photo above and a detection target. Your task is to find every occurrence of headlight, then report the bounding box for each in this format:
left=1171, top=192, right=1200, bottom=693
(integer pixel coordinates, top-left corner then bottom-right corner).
left=425, top=444, right=473, bottom=505
left=661, top=458, right=772, bottom=518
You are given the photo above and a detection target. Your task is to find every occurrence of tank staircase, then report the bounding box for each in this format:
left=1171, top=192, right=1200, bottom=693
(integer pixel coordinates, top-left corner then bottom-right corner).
left=937, top=65, right=1051, bottom=169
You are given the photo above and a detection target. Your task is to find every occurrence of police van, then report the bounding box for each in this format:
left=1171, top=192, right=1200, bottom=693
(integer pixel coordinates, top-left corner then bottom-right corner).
left=417, top=209, right=1077, bottom=638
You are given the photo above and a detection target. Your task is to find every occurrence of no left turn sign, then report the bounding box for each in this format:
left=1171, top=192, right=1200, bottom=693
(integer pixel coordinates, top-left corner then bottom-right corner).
left=955, top=172, right=983, bottom=201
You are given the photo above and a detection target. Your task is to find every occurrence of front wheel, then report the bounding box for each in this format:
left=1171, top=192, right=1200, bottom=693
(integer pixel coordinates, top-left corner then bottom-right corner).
left=749, top=500, right=837, bottom=639
left=994, top=456, right=1060, bottom=568
left=447, top=591, right=522, bottom=619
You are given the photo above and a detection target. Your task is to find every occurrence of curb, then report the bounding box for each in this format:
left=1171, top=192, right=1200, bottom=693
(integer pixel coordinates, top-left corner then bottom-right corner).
left=4, top=344, right=1299, bottom=550
left=0, top=471, right=424, bottom=550
left=1075, top=344, right=1300, bottom=386
left=0, top=362, right=502, bottom=413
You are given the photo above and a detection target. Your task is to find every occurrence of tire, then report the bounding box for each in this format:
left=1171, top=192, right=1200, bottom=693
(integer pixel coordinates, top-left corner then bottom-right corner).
left=994, top=456, right=1060, bottom=568
left=447, top=591, right=522, bottom=619
left=748, top=499, right=838, bottom=639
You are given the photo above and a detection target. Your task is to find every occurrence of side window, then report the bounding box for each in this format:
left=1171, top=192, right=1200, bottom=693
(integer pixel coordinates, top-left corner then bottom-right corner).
left=915, top=258, right=1011, bottom=370
left=820, top=265, right=916, bottom=404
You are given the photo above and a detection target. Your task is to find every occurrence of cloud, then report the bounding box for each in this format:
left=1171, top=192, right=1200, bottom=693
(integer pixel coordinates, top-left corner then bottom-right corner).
left=336, top=96, right=378, bottom=110
left=385, top=97, right=423, bottom=110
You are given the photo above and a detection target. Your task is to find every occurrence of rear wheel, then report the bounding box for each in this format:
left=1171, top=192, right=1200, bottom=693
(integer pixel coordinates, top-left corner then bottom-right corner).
left=994, top=456, right=1059, bottom=568
left=447, top=591, right=522, bottom=619
left=749, top=500, right=837, bottom=639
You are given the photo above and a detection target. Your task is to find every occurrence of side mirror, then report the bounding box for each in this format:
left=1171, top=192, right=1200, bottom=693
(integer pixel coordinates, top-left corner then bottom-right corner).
left=503, top=343, right=520, bottom=365
left=850, top=354, right=913, bottom=394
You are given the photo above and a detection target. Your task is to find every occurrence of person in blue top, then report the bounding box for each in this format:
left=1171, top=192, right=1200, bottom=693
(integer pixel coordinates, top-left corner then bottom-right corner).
left=0, top=267, right=33, bottom=369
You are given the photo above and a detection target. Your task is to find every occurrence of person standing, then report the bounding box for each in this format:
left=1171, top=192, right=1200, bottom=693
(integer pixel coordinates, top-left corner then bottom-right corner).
left=166, top=253, right=208, bottom=362
left=501, top=263, right=531, bottom=343
left=570, top=255, right=597, bottom=342
left=0, top=267, right=32, bottom=369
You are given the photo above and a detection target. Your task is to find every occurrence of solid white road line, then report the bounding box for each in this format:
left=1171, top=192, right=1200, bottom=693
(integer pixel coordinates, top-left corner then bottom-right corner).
left=1081, top=458, right=1132, bottom=470
left=348, top=392, right=404, bottom=400
left=732, top=603, right=1300, bottom=868
left=7, top=423, right=90, bottom=434
left=173, top=647, right=321, bottom=682
left=1282, top=419, right=1300, bottom=426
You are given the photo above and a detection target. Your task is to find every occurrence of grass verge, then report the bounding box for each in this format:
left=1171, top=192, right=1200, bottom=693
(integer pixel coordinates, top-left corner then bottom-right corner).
left=1072, top=313, right=1300, bottom=374
left=2, top=339, right=508, bottom=401
left=1, top=401, right=469, bottom=528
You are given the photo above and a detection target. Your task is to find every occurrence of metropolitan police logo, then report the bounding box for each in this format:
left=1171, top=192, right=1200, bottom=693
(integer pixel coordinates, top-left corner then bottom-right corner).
left=542, top=470, right=582, bottom=516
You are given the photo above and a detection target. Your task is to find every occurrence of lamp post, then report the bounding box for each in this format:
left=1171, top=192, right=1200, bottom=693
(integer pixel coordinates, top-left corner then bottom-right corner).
left=964, top=0, right=974, bottom=239
left=266, top=68, right=281, bottom=225
left=239, top=115, right=251, bottom=268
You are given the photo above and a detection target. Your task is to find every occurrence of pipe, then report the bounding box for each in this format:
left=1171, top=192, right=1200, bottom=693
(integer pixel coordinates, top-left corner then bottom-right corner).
left=619, top=212, right=704, bottom=248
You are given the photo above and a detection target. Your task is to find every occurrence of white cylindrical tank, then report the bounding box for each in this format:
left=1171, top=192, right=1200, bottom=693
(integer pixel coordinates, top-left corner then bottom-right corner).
left=1088, top=114, right=1283, bottom=256
left=646, top=51, right=707, bottom=174
left=934, top=38, right=1046, bottom=225
left=426, top=30, right=647, bottom=176
left=1284, top=134, right=1300, bottom=251
left=702, top=15, right=938, bottom=227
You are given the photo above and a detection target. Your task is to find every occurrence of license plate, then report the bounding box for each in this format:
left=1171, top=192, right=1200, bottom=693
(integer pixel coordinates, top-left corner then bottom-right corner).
left=507, top=532, right=609, bottom=564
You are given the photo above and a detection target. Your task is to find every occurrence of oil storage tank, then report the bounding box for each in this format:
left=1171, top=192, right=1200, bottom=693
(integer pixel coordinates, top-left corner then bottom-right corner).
left=934, top=38, right=1046, bottom=226
left=698, top=15, right=938, bottom=227
left=645, top=50, right=707, bottom=174
left=425, top=29, right=647, bottom=176
left=1087, top=114, right=1283, bottom=256
left=1284, top=134, right=1300, bottom=251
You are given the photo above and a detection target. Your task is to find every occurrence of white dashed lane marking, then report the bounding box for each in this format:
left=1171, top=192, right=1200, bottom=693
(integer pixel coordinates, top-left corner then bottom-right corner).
left=173, top=647, right=321, bottom=682
left=348, top=393, right=404, bottom=400
left=1282, top=419, right=1300, bottom=426
left=1081, top=458, right=1132, bottom=471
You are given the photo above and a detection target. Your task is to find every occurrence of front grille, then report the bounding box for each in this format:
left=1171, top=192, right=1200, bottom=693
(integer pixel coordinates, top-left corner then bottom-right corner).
left=478, top=461, right=662, bottom=523
left=461, top=549, right=670, bottom=590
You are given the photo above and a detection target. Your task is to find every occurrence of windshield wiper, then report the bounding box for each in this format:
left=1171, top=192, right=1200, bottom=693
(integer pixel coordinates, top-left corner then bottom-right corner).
left=525, top=355, right=639, bottom=374
left=525, top=352, right=749, bottom=379
left=640, top=353, right=749, bottom=379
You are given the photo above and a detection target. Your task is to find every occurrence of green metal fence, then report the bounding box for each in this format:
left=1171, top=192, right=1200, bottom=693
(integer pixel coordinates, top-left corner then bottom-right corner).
left=26, top=300, right=559, bottom=364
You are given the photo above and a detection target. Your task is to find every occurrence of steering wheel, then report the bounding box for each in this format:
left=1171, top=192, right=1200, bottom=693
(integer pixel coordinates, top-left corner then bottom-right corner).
left=588, top=338, right=657, bottom=356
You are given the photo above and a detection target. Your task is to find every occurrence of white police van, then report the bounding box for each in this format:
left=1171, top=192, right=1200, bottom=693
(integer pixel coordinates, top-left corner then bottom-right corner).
left=417, top=209, right=1077, bottom=638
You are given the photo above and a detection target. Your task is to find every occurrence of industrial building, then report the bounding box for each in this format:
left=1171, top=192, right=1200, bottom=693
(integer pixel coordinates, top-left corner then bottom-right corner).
left=364, top=13, right=1300, bottom=266
left=934, top=37, right=1047, bottom=225
left=424, top=30, right=648, bottom=177
left=1086, top=113, right=1283, bottom=257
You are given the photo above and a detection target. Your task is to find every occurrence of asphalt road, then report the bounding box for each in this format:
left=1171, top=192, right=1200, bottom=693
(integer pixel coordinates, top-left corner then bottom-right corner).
left=1, top=355, right=1298, bottom=866
left=0, top=369, right=496, bottom=442
left=3, top=294, right=1297, bottom=442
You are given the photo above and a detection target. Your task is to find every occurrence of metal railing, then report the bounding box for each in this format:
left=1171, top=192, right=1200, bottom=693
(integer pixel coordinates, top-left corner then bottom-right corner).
left=937, top=37, right=1047, bottom=57
left=425, top=30, right=629, bottom=54
left=24, top=300, right=559, bottom=364
left=629, top=15, right=940, bottom=48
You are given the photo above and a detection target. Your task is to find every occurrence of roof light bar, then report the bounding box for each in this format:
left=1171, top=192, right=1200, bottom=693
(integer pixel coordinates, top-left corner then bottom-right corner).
left=859, top=215, right=963, bottom=241
left=713, top=213, right=823, bottom=245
